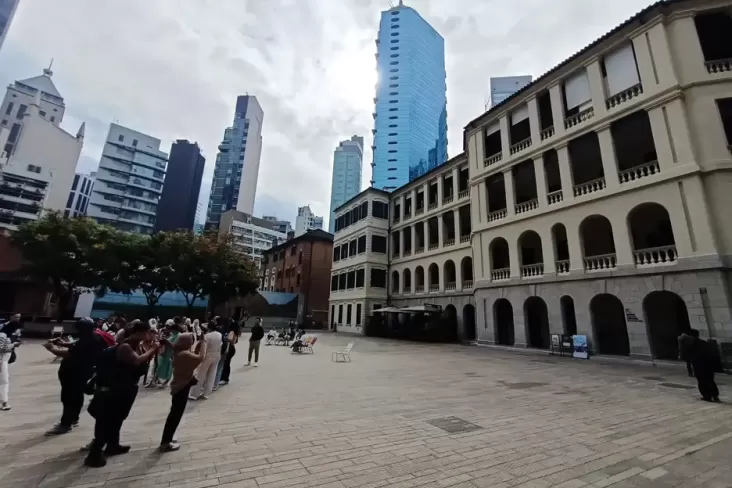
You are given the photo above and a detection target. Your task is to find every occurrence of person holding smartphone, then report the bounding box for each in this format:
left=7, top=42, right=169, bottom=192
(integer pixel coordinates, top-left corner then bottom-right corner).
left=0, top=314, right=22, bottom=411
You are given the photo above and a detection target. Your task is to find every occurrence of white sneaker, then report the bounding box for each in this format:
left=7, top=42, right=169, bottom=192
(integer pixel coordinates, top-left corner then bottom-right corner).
left=245, top=362, right=251, bottom=366
left=218, top=380, right=228, bottom=386
left=199, top=395, right=209, bottom=400
left=253, top=363, right=258, bottom=367
left=160, top=441, right=181, bottom=452
left=1, top=403, right=10, bottom=411
left=188, top=395, right=198, bottom=401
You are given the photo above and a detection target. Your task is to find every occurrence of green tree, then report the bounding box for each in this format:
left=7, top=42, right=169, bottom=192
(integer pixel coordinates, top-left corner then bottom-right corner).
left=11, top=213, right=111, bottom=320
left=206, top=233, right=260, bottom=311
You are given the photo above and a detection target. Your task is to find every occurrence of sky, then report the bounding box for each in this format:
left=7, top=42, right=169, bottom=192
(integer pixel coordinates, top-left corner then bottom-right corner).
left=0, top=0, right=656, bottom=227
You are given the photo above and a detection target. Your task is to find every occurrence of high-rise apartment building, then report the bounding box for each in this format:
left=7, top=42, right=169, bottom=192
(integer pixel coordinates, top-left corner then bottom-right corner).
left=87, top=123, right=168, bottom=235
left=262, top=215, right=292, bottom=235
left=219, top=210, right=287, bottom=269
left=328, top=135, right=363, bottom=233
left=371, top=1, right=447, bottom=191
left=206, top=95, right=264, bottom=230
left=65, top=172, right=95, bottom=218
left=0, top=0, right=20, bottom=54
left=295, top=205, right=323, bottom=237
left=155, top=139, right=205, bottom=232
left=489, top=75, right=533, bottom=107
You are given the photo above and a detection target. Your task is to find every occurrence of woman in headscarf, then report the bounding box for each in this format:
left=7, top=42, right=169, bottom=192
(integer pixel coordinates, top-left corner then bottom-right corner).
left=155, top=319, right=179, bottom=387
left=159, top=333, right=206, bottom=452
left=0, top=315, right=22, bottom=411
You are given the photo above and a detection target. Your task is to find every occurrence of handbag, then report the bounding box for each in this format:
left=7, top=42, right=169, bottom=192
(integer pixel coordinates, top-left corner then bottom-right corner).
left=8, top=349, right=16, bottom=364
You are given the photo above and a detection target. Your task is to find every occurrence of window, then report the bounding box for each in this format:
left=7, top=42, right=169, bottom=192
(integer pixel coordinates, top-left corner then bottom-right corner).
left=389, top=76, right=399, bottom=80
left=50, top=116, right=55, bottom=123
left=372, top=201, right=389, bottom=219
left=298, top=251, right=303, bottom=264
left=331, top=275, right=338, bottom=291
left=338, top=305, right=343, bottom=323
left=347, top=270, right=356, bottom=289
left=389, top=124, right=398, bottom=128
left=391, top=39, right=398, bottom=43
left=390, top=54, right=399, bottom=58
left=717, top=98, right=732, bottom=146
left=72, top=174, right=79, bottom=191
left=388, top=133, right=397, bottom=136
left=389, top=116, right=398, bottom=120
left=391, top=32, right=399, bottom=36
left=132, top=139, right=139, bottom=147
left=355, top=304, right=362, bottom=326
left=16, top=104, right=27, bottom=119
left=341, top=246, right=348, bottom=260
left=390, top=47, right=399, bottom=51
left=296, top=273, right=301, bottom=286
left=39, top=110, right=46, bottom=117
left=389, top=108, right=398, bottom=112
left=4, top=102, right=13, bottom=115
left=372, top=235, right=387, bottom=253
left=290, top=246, right=297, bottom=256
left=333, top=247, right=340, bottom=262
left=118, top=134, right=124, bottom=142
left=65, top=193, right=74, bottom=209
left=389, top=92, right=398, bottom=95
left=389, top=69, right=399, bottom=73
left=346, top=304, right=352, bottom=324
left=370, top=269, right=387, bottom=288
left=388, top=141, right=397, bottom=144
left=349, top=240, right=357, bottom=256
left=356, top=269, right=365, bottom=287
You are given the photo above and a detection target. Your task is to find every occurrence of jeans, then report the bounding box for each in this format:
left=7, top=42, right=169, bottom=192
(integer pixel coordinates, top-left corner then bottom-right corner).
left=0, top=352, right=10, bottom=404
left=87, top=387, right=138, bottom=455
left=59, top=376, right=85, bottom=428
left=220, top=344, right=236, bottom=382
left=248, top=340, right=260, bottom=363
left=161, top=383, right=192, bottom=444
left=215, top=358, right=225, bottom=386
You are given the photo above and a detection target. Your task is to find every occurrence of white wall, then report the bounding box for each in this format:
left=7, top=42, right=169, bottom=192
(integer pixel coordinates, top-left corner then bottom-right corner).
left=236, top=99, right=264, bottom=215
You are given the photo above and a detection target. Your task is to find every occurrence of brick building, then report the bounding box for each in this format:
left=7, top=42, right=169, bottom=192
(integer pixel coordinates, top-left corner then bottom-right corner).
left=261, top=229, right=333, bottom=326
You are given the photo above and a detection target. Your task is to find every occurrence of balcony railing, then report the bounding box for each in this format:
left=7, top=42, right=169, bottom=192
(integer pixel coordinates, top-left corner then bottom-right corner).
left=705, top=58, right=732, bottom=73
left=618, top=160, right=659, bottom=184
left=404, top=211, right=411, bottom=220
left=606, top=83, right=643, bottom=109
left=444, top=238, right=455, bottom=247
left=403, top=286, right=411, bottom=293
left=573, top=177, right=606, bottom=197
left=443, top=195, right=453, bottom=205
left=547, top=190, right=563, bottom=205
left=584, top=253, right=617, bottom=271
left=428, top=243, right=439, bottom=251
left=393, top=216, right=400, bottom=224
left=415, top=207, right=424, bottom=215
left=540, top=126, right=555, bottom=141
left=520, top=263, right=544, bottom=279
left=462, top=280, right=474, bottom=289
left=484, top=153, right=502, bottom=167
left=403, top=250, right=411, bottom=257
left=509, top=137, right=532, bottom=155
left=458, top=189, right=469, bottom=199
left=564, top=107, right=595, bottom=129
left=428, top=202, right=437, bottom=211
left=415, top=246, right=425, bottom=254
left=445, top=282, right=456, bottom=291
left=429, top=284, right=439, bottom=293
left=487, top=208, right=507, bottom=222
left=491, top=268, right=510, bottom=281
left=634, top=245, right=677, bottom=267
left=556, top=259, right=570, bottom=274
left=515, top=199, right=538, bottom=215
left=460, top=235, right=471, bottom=243
left=415, top=284, right=424, bottom=293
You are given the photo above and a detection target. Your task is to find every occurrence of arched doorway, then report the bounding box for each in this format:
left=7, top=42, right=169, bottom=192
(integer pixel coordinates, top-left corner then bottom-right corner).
left=463, top=304, right=476, bottom=341
left=590, top=294, right=630, bottom=356
left=415, top=266, right=425, bottom=292
left=628, top=203, right=677, bottom=265
left=560, top=296, right=578, bottom=336
left=444, top=304, right=458, bottom=342
left=580, top=215, right=617, bottom=270
left=643, top=291, right=691, bottom=360
left=461, top=257, right=473, bottom=288
left=443, top=260, right=456, bottom=290
left=490, top=237, right=510, bottom=280
left=428, top=263, right=439, bottom=291
left=403, top=269, right=412, bottom=293
left=524, top=297, right=550, bottom=349
left=391, top=270, right=400, bottom=294
left=494, top=299, right=515, bottom=346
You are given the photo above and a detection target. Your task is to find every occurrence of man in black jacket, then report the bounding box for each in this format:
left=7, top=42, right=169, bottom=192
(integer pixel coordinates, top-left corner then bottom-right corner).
left=247, top=318, right=264, bottom=367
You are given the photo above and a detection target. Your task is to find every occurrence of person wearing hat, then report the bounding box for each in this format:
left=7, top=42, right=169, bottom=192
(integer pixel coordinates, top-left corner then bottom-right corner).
left=44, top=318, right=106, bottom=436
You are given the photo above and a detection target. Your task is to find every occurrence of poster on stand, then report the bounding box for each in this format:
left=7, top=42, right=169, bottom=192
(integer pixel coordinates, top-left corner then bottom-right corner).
left=573, top=335, right=589, bottom=359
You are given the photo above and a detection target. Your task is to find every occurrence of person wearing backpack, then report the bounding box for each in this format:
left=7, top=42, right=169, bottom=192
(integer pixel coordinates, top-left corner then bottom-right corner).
left=83, top=320, right=163, bottom=468
left=43, top=318, right=106, bottom=436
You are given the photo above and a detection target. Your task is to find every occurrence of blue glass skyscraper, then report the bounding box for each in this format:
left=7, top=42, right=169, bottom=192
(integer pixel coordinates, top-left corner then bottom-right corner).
left=371, top=1, right=447, bottom=191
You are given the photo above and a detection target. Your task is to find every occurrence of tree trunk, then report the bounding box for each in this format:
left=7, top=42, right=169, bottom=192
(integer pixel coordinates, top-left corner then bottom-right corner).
left=55, top=286, right=69, bottom=323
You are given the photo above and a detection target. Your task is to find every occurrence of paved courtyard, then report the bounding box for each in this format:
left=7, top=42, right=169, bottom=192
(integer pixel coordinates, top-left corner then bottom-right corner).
left=1, top=334, right=731, bottom=488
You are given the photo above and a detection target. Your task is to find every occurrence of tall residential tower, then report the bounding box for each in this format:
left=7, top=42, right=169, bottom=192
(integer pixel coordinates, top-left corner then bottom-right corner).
left=0, top=0, right=20, bottom=54
left=206, top=95, right=264, bottom=230
left=155, top=139, right=205, bottom=232
left=371, top=1, right=447, bottom=191
left=328, top=135, right=363, bottom=233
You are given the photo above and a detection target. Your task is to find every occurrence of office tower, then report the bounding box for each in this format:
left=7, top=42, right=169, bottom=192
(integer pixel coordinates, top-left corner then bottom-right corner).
left=87, top=123, right=168, bottom=235
left=371, top=0, right=447, bottom=191
left=155, top=139, right=205, bottom=232
left=0, top=0, right=20, bottom=53
left=328, top=135, right=363, bottom=233
left=218, top=210, right=287, bottom=268
left=295, top=205, right=323, bottom=237
left=1, top=66, right=66, bottom=156
left=262, top=215, right=292, bottom=235
left=206, top=95, right=264, bottom=229
left=65, top=172, right=95, bottom=217
left=490, top=76, right=533, bottom=107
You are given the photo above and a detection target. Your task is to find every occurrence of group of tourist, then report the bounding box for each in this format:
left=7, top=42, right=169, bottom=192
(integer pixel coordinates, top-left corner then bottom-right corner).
left=0, top=312, right=265, bottom=468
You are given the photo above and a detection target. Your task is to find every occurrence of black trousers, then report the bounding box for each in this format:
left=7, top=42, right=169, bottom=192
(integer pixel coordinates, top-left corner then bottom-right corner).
left=59, top=378, right=85, bottom=428
left=696, top=372, right=719, bottom=400
left=88, top=387, right=138, bottom=455
left=685, top=360, right=694, bottom=377
left=220, top=345, right=236, bottom=382
left=161, top=384, right=191, bottom=444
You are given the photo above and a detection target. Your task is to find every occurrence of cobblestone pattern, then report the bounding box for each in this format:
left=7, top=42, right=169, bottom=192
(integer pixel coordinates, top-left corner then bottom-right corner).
left=475, top=269, right=732, bottom=355
left=0, top=335, right=730, bottom=488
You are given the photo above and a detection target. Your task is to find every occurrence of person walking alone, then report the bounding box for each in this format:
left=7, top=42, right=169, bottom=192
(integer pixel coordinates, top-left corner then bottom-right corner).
left=189, top=324, right=222, bottom=400
left=0, top=315, right=22, bottom=411
left=44, top=318, right=105, bottom=436
left=159, top=333, right=205, bottom=452
left=219, top=320, right=240, bottom=384
left=688, top=329, right=721, bottom=403
left=246, top=318, right=264, bottom=367
left=678, top=330, right=695, bottom=377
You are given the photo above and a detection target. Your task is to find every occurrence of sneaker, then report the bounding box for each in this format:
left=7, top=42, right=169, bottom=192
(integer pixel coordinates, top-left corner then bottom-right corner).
left=45, top=424, right=72, bottom=436
left=104, top=445, right=131, bottom=457
left=1, top=403, right=10, bottom=411
left=253, top=363, right=258, bottom=367
left=245, top=362, right=251, bottom=366
left=159, top=441, right=180, bottom=452
left=188, top=395, right=198, bottom=401
left=218, top=380, right=228, bottom=386
left=84, top=454, right=107, bottom=468
left=199, top=395, right=209, bottom=400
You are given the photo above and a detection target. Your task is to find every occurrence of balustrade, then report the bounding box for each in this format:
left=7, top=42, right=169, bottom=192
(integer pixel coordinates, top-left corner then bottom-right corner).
left=573, top=177, right=606, bottom=197
left=618, top=160, right=659, bottom=184
left=491, top=268, right=510, bottom=281
left=584, top=253, right=617, bottom=271
left=633, top=245, right=678, bottom=267
left=515, top=199, right=538, bottom=215
left=564, top=107, right=595, bottom=129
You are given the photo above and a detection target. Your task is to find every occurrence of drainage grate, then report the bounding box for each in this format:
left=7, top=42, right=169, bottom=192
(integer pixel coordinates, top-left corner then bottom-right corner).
left=426, top=416, right=483, bottom=434
left=659, top=382, right=696, bottom=390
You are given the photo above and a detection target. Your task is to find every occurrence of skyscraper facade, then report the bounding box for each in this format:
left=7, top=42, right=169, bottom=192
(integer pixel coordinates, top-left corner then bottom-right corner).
left=490, top=75, right=533, bottom=107
left=295, top=205, right=324, bottom=237
left=87, top=123, right=168, bottom=235
left=0, top=0, right=20, bottom=53
left=371, top=1, right=447, bottom=191
left=328, top=135, right=363, bottom=233
left=206, top=95, right=264, bottom=230
left=155, top=140, right=205, bottom=232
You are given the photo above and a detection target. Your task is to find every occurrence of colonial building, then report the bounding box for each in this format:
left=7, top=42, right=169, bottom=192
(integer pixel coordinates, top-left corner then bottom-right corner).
left=329, top=0, right=732, bottom=361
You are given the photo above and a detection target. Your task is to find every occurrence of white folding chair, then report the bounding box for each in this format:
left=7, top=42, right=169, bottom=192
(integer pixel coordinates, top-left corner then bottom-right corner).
left=332, top=342, right=354, bottom=362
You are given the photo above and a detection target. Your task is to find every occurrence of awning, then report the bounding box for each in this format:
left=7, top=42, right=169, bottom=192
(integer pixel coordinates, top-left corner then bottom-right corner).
left=373, top=307, right=401, bottom=314
left=399, top=304, right=443, bottom=314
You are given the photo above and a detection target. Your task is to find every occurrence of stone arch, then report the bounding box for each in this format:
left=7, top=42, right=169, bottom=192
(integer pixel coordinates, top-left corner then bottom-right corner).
left=643, top=291, right=691, bottom=360
left=590, top=294, right=630, bottom=356
left=403, top=268, right=412, bottom=292
left=443, top=260, right=456, bottom=288
left=518, top=230, right=544, bottom=266
left=560, top=295, right=578, bottom=336
left=552, top=223, right=570, bottom=269
left=493, top=299, right=515, bottom=346
left=524, top=297, right=550, bottom=349
left=463, top=304, right=476, bottom=341
left=580, top=215, right=617, bottom=270
left=628, top=202, right=677, bottom=265
left=428, top=263, right=439, bottom=290
left=391, top=270, right=400, bottom=293
left=415, top=266, right=425, bottom=291
left=461, top=256, right=473, bottom=284
left=490, top=237, right=510, bottom=276
left=444, top=304, right=458, bottom=341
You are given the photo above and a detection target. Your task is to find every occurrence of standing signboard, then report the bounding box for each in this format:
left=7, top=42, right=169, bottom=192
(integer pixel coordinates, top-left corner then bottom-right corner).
left=572, top=335, right=589, bottom=359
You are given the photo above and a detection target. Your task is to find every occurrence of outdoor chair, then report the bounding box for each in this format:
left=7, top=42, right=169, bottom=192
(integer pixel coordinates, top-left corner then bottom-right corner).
left=302, top=337, right=317, bottom=353
left=332, top=342, right=354, bottom=362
